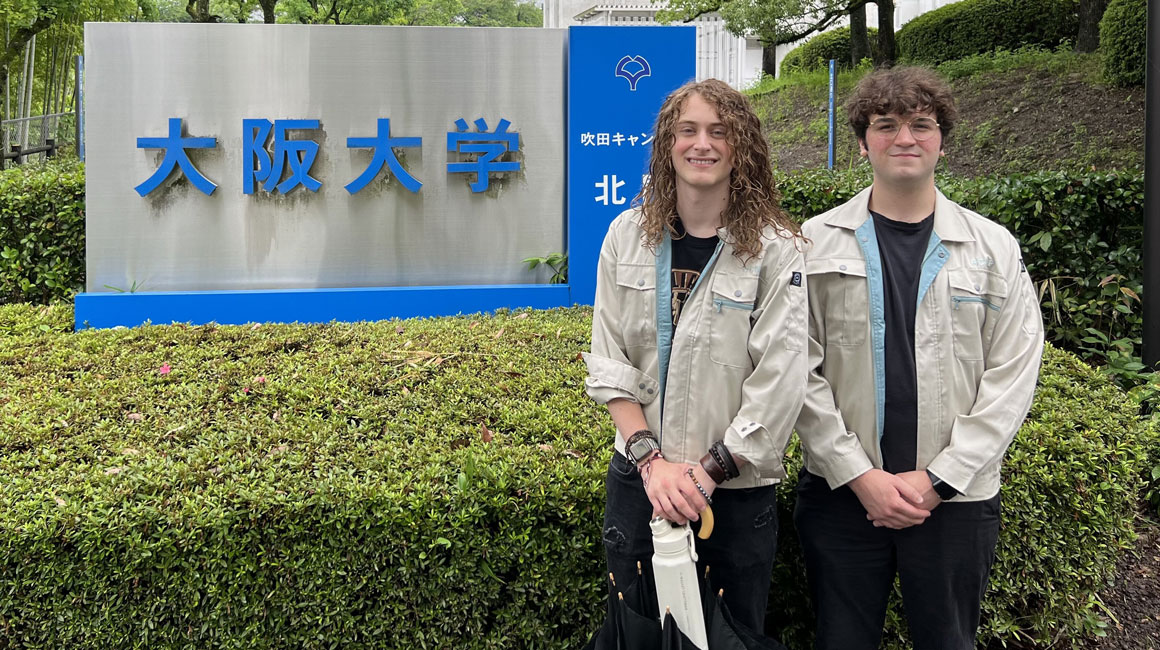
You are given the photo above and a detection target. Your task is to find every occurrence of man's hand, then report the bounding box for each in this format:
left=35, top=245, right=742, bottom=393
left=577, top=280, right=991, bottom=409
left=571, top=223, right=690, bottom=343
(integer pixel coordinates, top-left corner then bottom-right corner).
left=848, top=469, right=930, bottom=529
left=644, top=459, right=714, bottom=525
left=896, top=470, right=941, bottom=514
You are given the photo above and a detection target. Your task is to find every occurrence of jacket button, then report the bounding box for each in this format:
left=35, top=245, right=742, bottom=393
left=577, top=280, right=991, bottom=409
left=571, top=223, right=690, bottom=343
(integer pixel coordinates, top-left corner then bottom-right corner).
left=938, top=251, right=946, bottom=258
left=646, top=388, right=654, bottom=394
left=637, top=279, right=645, bottom=286
left=975, top=285, right=982, bottom=292
left=639, top=383, right=646, bottom=389
left=839, top=264, right=847, bottom=271
left=734, top=290, right=742, bottom=297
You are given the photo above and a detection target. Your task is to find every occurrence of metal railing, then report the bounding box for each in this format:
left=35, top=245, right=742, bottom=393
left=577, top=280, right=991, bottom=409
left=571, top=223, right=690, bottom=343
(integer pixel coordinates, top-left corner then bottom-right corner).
left=1, top=111, right=77, bottom=167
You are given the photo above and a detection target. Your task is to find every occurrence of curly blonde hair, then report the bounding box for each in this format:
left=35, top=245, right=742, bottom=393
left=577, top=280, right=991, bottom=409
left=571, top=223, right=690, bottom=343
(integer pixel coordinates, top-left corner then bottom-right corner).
left=634, top=79, right=800, bottom=262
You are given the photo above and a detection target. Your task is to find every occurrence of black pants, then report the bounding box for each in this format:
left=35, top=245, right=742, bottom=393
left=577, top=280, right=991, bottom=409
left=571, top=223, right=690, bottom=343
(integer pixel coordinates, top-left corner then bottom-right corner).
left=793, top=471, right=1001, bottom=650
left=602, top=451, right=780, bottom=631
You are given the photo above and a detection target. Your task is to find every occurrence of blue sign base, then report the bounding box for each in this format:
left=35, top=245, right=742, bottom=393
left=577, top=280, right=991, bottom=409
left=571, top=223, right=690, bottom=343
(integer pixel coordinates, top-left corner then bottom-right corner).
left=74, top=285, right=572, bottom=329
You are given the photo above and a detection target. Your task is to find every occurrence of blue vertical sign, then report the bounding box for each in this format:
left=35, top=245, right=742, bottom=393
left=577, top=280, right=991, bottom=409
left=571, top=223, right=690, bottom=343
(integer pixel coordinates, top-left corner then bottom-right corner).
left=567, top=26, right=696, bottom=306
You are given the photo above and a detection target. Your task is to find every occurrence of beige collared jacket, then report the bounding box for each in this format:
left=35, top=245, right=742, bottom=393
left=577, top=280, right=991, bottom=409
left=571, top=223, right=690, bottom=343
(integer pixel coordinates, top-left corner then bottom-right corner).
left=795, top=187, right=1045, bottom=501
left=584, top=208, right=808, bottom=488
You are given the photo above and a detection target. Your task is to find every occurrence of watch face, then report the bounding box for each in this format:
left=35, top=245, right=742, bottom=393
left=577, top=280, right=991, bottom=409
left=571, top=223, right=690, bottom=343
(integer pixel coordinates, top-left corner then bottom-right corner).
left=629, top=438, right=658, bottom=463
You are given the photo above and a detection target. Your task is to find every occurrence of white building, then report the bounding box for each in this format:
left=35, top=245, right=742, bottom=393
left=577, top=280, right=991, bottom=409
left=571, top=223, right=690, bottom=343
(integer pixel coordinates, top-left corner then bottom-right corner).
left=542, top=0, right=962, bottom=88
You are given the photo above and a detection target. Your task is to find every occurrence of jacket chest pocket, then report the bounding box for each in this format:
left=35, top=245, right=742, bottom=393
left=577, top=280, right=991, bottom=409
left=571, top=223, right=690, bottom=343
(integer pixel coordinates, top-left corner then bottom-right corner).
left=615, top=263, right=657, bottom=349
left=808, top=258, right=868, bottom=347
left=709, top=273, right=759, bottom=368
left=947, top=269, right=1007, bottom=361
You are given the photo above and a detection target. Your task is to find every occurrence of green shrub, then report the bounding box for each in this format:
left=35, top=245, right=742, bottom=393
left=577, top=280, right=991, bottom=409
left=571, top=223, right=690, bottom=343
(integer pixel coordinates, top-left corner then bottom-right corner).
left=1099, top=0, right=1146, bottom=86
left=0, top=306, right=610, bottom=649
left=935, top=43, right=1089, bottom=81
left=1, top=304, right=1155, bottom=648
left=897, top=0, right=1079, bottom=66
left=776, top=169, right=1145, bottom=371
left=0, top=158, right=86, bottom=305
left=779, top=26, right=878, bottom=76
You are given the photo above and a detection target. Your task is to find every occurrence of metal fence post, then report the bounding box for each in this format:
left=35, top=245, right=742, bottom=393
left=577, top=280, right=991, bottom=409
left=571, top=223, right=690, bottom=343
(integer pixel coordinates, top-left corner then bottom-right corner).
left=827, top=59, right=837, bottom=170
left=75, top=55, right=84, bottom=162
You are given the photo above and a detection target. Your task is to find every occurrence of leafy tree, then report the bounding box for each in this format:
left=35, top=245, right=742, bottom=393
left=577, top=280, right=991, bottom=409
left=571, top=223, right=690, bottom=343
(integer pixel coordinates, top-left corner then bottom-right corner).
left=659, top=0, right=896, bottom=73
left=456, top=0, right=540, bottom=26
left=1, top=0, right=136, bottom=122
left=277, top=0, right=539, bottom=25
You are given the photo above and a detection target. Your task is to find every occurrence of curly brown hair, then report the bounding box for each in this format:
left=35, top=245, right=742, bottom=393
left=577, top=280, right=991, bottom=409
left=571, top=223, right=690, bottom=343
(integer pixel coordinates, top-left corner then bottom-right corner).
left=634, top=79, right=800, bottom=262
left=846, top=66, right=958, bottom=146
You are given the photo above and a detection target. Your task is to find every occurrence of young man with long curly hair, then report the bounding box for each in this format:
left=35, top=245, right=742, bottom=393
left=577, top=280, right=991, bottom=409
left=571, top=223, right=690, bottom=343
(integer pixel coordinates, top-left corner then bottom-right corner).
left=794, top=67, right=1044, bottom=649
left=583, top=78, right=808, bottom=629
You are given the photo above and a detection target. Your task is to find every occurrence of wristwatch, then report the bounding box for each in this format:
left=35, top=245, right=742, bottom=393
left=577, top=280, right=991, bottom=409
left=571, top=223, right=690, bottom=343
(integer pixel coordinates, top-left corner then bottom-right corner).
left=626, top=432, right=661, bottom=468
left=926, top=470, right=960, bottom=501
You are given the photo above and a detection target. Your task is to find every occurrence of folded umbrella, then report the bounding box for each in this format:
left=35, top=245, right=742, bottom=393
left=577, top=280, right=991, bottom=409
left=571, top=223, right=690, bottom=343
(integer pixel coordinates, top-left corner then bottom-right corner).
left=584, top=507, right=789, bottom=649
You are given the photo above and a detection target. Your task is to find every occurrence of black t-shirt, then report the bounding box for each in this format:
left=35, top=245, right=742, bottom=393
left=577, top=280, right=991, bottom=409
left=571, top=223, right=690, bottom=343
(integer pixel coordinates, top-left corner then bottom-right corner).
left=872, top=210, right=934, bottom=473
left=670, top=220, right=718, bottom=327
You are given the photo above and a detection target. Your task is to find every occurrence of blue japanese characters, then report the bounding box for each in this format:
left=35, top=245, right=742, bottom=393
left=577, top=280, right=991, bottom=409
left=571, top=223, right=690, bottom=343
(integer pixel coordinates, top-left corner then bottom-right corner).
left=134, top=118, right=218, bottom=196
left=135, top=116, right=522, bottom=197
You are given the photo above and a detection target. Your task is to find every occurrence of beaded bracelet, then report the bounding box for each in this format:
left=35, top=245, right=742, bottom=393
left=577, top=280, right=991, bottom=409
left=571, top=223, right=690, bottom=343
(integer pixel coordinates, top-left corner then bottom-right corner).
left=687, top=467, right=713, bottom=506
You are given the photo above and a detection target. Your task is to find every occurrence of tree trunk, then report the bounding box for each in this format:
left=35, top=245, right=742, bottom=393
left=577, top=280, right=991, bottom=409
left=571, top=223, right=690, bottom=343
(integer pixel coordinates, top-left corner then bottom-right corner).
left=874, top=0, right=896, bottom=66
left=1076, top=0, right=1108, bottom=52
left=259, top=0, right=279, bottom=23
left=0, top=13, right=55, bottom=125
left=763, top=42, right=778, bottom=78
left=186, top=0, right=220, bottom=22
left=850, top=4, right=870, bottom=66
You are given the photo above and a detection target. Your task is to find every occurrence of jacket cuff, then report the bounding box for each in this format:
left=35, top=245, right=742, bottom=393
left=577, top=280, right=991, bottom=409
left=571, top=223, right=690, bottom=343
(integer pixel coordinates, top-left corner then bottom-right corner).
left=925, top=453, right=971, bottom=495
left=583, top=353, right=660, bottom=405
left=724, top=420, right=783, bottom=479
left=816, top=449, right=875, bottom=490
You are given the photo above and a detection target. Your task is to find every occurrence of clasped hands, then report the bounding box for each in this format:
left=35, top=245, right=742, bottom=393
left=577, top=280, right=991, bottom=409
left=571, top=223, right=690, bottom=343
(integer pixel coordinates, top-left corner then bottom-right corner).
left=849, top=468, right=942, bottom=529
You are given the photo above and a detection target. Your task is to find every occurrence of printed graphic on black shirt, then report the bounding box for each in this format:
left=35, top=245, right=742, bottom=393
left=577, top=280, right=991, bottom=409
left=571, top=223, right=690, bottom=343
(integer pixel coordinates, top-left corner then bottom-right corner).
left=670, top=222, right=719, bottom=327
left=671, top=269, right=700, bottom=326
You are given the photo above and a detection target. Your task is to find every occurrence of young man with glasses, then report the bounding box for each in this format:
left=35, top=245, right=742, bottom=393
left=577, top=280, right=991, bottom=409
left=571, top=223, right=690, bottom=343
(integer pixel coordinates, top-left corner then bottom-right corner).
left=793, top=67, right=1044, bottom=649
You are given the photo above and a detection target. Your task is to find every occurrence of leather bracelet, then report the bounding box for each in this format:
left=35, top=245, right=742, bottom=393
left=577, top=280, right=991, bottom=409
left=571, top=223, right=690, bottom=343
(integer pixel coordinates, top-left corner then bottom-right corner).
left=699, top=453, right=727, bottom=485
left=687, top=467, right=713, bottom=506
left=625, top=429, right=657, bottom=449
left=710, top=440, right=740, bottom=480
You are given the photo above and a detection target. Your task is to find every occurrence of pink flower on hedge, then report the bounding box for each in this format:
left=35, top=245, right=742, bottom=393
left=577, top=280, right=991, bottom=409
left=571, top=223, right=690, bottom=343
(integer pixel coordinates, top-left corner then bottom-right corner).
left=255, top=376, right=266, bottom=384
left=159, top=363, right=172, bottom=376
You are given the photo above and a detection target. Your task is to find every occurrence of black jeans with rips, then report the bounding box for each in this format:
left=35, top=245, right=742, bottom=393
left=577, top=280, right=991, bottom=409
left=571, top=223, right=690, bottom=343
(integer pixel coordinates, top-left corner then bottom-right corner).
left=794, top=470, right=1001, bottom=650
left=601, top=451, right=780, bottom=631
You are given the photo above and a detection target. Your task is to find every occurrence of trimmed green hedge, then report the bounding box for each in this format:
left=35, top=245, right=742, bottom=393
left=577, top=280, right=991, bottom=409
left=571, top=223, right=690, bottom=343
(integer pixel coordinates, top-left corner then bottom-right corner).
left=777, top=169, right=1145, bottom=367
left=779, top=26, right=878, bottom=76
left=1, top=304, right=1156, bottom=648
left=0, top=163, right=1144, bottom=371
left=0, top=158, right=85, bottom=305
left=1, top=306, right=609, bottom=648
left=1100, top=0, right=1146, bottom=86
left=896, top=0, right=1079, bottom=66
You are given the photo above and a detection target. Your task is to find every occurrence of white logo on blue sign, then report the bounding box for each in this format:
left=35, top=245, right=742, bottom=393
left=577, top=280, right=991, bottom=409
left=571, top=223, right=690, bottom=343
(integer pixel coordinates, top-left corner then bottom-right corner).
left=614, top=56, right=651, bottom=91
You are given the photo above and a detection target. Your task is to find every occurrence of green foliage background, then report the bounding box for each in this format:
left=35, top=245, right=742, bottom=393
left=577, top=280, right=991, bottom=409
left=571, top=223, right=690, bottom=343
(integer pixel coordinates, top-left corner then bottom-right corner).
left=774, top=169, right=1145, bottom=369
left=778, top=26, right=879, bottom=76
left=0, top=160, right=85, bottom=305
left=1, top=304, right=1156, bottom=648
left=896, top=0, right=1079, bottom=66
left=1099, top=0, right=1147, bottom=86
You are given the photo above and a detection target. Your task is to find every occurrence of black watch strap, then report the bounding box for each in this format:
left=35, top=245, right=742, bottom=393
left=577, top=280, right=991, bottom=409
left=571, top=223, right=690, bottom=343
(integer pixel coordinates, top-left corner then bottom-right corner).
left=926, top=470, right=960, bottom=501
